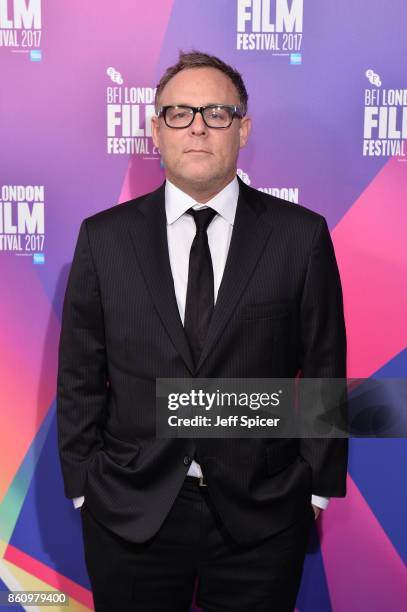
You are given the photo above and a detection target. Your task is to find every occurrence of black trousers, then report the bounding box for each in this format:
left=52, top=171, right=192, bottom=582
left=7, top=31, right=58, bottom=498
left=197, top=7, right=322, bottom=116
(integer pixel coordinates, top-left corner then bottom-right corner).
left=80, top=476, right=314, bottom=612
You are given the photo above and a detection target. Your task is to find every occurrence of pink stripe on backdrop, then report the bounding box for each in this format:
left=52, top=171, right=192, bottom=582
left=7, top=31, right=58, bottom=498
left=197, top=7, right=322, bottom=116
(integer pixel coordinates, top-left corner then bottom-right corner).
left=4, top=542, right=93, bottom=609
left=0, top=258, right=59, bottom=502
left=319, top=476, right=407, bottom=611
left=332, top=152, right=407, bottom=378
left=119, top=156, right=165, bottom=203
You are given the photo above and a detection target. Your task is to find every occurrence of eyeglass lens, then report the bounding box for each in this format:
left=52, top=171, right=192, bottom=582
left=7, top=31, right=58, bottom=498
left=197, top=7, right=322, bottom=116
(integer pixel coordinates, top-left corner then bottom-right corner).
left=165, top=106, right=235, bottom=128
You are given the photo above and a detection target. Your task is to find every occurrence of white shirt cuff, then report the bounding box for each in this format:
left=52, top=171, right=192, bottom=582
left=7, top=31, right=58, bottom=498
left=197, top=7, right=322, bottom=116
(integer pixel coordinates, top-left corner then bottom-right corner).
left=72, top=496, right=85, bottom=509
left=187, top=460, right=203, bottom=478
left=311, top=494, right=330, bottom=510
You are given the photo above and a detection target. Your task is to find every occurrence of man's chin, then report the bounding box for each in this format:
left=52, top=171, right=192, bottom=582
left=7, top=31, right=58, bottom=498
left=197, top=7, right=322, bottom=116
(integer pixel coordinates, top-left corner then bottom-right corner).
left=174, top=171, right=221, bottom=190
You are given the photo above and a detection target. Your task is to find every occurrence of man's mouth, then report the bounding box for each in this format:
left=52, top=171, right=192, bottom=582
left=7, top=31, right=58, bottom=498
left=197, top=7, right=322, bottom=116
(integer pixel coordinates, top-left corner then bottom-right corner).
left=184, top=149, right=212, bottom=154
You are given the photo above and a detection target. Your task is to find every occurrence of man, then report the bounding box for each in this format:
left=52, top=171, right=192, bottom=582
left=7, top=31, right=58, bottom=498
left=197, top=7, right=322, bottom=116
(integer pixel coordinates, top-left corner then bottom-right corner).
left=57, top=51, right=348, bottom=611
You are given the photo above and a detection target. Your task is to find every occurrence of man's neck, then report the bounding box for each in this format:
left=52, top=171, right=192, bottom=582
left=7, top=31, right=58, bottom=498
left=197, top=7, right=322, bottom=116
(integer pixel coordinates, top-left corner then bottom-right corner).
left=165, top=174, right=237, bottom=203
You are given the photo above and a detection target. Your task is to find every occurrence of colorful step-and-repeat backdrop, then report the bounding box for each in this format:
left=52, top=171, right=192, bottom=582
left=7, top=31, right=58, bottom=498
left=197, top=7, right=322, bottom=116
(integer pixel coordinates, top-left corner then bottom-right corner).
left=1, top=1, right=406, bottom=610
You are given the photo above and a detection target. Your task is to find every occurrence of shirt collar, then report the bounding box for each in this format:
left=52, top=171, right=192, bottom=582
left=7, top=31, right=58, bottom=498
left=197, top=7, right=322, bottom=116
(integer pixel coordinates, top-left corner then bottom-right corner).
left=165, top=176, right=239, bottom=226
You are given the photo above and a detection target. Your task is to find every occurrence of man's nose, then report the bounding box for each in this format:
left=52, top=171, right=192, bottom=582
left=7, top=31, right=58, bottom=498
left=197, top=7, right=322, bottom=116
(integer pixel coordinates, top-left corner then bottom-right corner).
left=189, top=111, right=207, bottom=135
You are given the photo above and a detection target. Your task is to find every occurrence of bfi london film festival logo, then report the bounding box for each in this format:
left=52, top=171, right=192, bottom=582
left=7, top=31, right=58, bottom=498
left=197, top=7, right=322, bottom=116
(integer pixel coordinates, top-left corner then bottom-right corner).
left=0, top=0, right=42, bottom=59
left=106, top=67, right=159, bottom=158
left=236, top=0, right=303, bottom=61
left=0, top=185, right=45, bottom=262
left=363, top=69, right=406, bottom=160
left=237, top=169, right=299, bottom=203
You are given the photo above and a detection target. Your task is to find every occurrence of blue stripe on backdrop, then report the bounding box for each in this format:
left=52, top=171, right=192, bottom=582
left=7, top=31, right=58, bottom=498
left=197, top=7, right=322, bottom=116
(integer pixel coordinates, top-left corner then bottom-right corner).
left=296, top=524, right=333, bottom=612
left=348, top=349, right=407, bottom=565
left=9, top=405, right=90, bottom=590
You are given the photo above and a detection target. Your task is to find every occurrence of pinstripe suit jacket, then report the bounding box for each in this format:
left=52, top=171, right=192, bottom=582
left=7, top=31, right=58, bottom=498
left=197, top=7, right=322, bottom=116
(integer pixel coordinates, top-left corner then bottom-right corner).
left=57, top=176, right=348, bottom=545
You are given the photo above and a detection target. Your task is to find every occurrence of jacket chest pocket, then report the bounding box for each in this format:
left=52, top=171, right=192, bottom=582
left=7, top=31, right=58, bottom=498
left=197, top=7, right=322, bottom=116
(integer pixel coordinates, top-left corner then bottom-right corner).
left=242, top=301, right=290, bottom=321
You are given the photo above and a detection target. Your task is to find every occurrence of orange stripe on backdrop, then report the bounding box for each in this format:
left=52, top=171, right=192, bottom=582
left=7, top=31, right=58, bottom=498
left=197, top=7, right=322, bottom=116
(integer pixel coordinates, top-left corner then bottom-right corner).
left=0, top=258, right=59, bottom=503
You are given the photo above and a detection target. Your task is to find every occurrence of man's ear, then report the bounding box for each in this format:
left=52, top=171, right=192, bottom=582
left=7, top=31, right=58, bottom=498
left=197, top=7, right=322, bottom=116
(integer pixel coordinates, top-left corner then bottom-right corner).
left=151, top=115, right=160, bottom=149
left=239, top=115, right=252, bottom=149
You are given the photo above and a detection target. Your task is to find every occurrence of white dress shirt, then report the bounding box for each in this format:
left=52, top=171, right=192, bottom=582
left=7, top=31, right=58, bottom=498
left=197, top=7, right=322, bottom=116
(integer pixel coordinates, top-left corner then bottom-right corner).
left=72, top=176, right=329, bottom=511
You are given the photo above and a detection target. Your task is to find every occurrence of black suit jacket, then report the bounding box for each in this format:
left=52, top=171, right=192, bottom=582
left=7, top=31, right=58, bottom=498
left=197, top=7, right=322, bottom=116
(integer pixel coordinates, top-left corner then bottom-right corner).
left=57, top=176, right=348, bottom=545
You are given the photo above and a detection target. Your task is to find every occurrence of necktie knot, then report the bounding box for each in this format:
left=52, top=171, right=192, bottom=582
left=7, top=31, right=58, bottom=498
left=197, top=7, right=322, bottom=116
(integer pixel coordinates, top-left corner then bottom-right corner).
left=187, top=207, right=217, bottom=234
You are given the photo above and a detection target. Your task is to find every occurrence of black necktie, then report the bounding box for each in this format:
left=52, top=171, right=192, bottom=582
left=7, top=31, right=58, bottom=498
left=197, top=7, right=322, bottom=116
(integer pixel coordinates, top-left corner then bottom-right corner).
left=184, top=207, right=217, bottom=368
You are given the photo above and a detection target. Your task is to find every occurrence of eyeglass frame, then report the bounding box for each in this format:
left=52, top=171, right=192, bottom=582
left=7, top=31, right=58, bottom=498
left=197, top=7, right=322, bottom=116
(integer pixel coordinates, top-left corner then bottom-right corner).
left=156, top=104, right=246, bottom=129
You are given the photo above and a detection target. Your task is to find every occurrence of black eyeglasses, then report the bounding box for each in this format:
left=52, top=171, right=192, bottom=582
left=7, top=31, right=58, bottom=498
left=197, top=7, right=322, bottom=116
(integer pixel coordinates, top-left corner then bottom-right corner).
left=157, top=105, right=245, bottom=129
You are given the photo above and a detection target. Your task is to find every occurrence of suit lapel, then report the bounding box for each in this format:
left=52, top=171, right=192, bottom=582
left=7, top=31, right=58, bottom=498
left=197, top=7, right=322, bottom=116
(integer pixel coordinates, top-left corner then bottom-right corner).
left=127, top=183, right=196, bottom=374
left=195, top=179, right=273, bottom=372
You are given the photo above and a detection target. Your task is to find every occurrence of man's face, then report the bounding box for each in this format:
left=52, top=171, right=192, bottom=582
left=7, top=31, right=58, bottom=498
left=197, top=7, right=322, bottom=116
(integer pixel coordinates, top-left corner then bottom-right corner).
left=151, top=67, right=251, bottom=197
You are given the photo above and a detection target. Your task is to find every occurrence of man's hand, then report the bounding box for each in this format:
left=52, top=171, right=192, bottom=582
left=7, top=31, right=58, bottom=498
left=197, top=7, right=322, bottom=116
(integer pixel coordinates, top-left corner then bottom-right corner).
left=312, top=504, right=322, bottom=520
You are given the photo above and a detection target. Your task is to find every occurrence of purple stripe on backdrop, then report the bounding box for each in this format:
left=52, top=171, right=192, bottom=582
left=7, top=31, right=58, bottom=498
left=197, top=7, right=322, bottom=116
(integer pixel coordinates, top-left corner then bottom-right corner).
left=156, top=0, right=407, bottom=228
left=1, top=0, right=175, bottom=311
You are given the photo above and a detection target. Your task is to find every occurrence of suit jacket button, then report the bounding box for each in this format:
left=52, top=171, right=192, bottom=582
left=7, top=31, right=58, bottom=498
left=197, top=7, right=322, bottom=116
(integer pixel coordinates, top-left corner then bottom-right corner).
left=183, top=455, right=191, bottom=465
